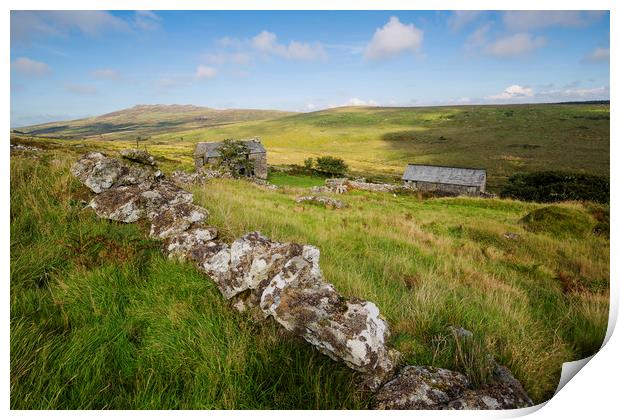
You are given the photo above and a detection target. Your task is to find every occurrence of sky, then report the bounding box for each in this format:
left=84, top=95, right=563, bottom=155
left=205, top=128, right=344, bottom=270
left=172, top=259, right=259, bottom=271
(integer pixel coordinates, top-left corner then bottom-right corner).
left=10, top=10, right=610, bottom=127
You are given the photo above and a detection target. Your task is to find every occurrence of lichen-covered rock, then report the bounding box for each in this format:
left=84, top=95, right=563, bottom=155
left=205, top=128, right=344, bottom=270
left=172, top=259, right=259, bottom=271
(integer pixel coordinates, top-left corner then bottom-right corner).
left=163, top=226, right=219, bottom=261
left=296, top=195, right=346, bottom=209
left=446, top=364, right=533, bottom=410
left=373, top=366, right=470, bottom=409
left=171, top=169, right=210, bottom=185
left=71, top=152, right=162, bottom=193
left=140, top=180, right=194, bottom=219
left=89, top=185, right=147, bottom=223
left=200, top=232, right=305, bottom=300
left=120, top=149, right=156, bottom=166
left=149, top=202, right=209, bottom=239
left=260, top=252, right=399, bottom=389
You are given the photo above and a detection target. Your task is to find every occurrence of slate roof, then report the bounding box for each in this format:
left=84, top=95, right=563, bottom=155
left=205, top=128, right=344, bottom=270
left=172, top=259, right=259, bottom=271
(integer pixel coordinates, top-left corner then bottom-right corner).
left=402, top=164, right=486, bottom=187
left=194, top=139, right=266, bottom=158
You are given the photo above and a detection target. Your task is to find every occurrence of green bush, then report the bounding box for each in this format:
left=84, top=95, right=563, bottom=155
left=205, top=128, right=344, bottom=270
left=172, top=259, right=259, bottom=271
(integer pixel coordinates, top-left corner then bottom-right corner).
left=500, top=171, right=609, bottom=203
left=314, top=156, right=348, bottom=177
left=217, top=139, right=254, bottom=178
left=520, top=206, right=595, bottom=237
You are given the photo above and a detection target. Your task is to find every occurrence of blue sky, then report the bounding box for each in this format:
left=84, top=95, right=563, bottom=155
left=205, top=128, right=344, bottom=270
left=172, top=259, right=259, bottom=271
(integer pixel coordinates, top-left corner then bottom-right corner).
left=10, top=10, right=610, bottom=127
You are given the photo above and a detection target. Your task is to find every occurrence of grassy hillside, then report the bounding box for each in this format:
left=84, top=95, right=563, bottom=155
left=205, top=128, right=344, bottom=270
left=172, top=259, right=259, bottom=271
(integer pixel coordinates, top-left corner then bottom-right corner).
left=10, top=141, right=609, bottom=408
left=16, top=104, right=295, bottom=141
left=14, top=103, right=610, bottom=191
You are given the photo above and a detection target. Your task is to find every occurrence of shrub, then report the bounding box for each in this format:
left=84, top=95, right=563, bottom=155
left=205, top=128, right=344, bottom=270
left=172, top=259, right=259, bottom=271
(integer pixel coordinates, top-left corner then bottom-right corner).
left=217, top=139, right=254, bottom=178
left=314, top=156, right=348, bottom=177
left=500, top=171, right=609, bottom=203
left=520, top=206, right=595, bottom=238
left=303, top=157, right=314, bottom=170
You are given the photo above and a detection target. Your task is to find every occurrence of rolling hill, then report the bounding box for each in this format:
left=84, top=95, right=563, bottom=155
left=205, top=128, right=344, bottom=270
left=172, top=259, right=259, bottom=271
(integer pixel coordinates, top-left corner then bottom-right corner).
left=13, top=102, right=610, bottom=191
left=16, top=104, right=296, bottom=140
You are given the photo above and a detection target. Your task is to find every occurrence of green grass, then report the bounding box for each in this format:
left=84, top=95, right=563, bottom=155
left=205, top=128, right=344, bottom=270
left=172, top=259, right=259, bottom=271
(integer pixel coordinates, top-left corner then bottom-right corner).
left=267, top=171, right=326, bottom=188
left=10, top=153, right=367, bottom=409
left=10, top=142, right=609, bottom=408
left=15, top=103, right=610, bottom=191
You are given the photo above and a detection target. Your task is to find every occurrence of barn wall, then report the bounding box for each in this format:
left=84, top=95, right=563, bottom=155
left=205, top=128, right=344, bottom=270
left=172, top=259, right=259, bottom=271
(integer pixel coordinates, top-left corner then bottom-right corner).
left=250, top=153, right=268, bottom=179
left=405, top=180, right=480, bottom=196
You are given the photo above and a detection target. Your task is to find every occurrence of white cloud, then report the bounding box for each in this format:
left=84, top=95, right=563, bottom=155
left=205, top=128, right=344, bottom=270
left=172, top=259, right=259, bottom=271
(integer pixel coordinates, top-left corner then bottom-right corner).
left=583, top=47, right=610, bottom=62
left=196, top=65, right=217, bottom=80
left=464, top=24, right=491, bottom=52
left=64, top=83, right=98, bottom=95
left=485, top=33, right=546, bottom=57
left=503, top=11, right=605, bottom=31
left=448, top=11, right=482, bottom=32
left=250, top=31, right=327, bottom=61
left=328, top=98, right=379, bottom=108
left=91, top=68, right=120, bottom=80
left=486, top=85, right=534, bottom=100
left=11, top=11, right=128, bottom=43
left=306, top=103, right=317, bottom=110
left=364, top=16, right=423, bottom=60
left=11, top=57, right=51, bottom=77
left=134, top=11, right=161, bottom=31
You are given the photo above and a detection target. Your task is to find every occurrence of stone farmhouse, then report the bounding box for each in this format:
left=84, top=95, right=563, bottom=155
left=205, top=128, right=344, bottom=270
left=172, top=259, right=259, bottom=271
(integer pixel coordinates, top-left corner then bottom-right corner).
left=193, top=138, right=267, bottom=179
left=402, top=164, right=487, bottom=196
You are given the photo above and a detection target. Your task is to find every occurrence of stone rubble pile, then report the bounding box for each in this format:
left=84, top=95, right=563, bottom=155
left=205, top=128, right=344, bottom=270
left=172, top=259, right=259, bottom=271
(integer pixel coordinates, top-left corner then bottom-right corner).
left=295, top=195, right=347, bottom=209
left=71, top=150, right=533, bottom=410
left=323, top=178, right=400, bottom=194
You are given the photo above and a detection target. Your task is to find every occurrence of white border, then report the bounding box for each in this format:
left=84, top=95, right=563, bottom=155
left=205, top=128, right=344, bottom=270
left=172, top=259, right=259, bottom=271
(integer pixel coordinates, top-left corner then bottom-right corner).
left=3, top=1, right=616, bottom=419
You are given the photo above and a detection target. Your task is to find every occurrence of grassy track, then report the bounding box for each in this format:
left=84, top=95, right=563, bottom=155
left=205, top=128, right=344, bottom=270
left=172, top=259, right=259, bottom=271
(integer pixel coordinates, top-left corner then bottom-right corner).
left=10, top=142, right=609, bottom=408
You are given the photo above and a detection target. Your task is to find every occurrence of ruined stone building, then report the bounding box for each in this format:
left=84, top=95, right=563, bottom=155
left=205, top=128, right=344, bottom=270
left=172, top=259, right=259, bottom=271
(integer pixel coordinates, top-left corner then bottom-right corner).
left=193, top=138, right=267, bottom=179
left=402, top=164, right=487, bottom=196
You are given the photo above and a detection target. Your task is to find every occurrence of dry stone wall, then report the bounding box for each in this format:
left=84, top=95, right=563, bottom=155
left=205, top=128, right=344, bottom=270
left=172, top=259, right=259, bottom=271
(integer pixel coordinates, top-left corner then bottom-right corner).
left=71, top=150, right=533, bottom=409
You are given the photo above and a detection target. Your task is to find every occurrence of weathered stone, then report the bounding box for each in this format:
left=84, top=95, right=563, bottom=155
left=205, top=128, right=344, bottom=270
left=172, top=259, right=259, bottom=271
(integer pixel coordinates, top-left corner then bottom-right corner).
left=260, top=251, right=399, bottom=389
left=120, top=149, right=156, bottom=166
left=149, top=202, right=209, bottom=239
left=72, top=152, right=123, bottom=193
left=446, top=364, right=533, bottom=410
left=448, top=325, right=474, bottom=339
left=89, top=185, right=146, bottom=223
left=163, top=226, right=219, bottom=261
left=207, top=232, right=305, bottom=300
left=296, top=195, right=346, bottom=209
left=373, top=366, right=470, bottom=409
left=140, top=180, right=194, bottom=219
left=71, top=152, right=162, bottom=193
left=170, top=170, right=210, bottom=185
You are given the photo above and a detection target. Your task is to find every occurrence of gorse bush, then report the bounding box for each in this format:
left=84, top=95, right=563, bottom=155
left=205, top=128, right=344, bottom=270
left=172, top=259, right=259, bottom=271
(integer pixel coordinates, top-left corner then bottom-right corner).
left=314, top=156, right=348, bottom=177
left=500, top=171, right=609, bottom=203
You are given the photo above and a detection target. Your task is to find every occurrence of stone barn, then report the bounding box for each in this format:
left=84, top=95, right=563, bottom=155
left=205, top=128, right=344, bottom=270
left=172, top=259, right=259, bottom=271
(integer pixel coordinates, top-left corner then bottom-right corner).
left=402, top=164, right=487, bottom=196
left=193, top=138, right=267, bottom=179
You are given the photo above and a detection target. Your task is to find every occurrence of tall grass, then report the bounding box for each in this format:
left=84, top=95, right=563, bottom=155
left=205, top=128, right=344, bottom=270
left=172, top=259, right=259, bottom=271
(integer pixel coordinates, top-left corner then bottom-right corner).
left=10, top=153, right=368, bottom=409
left=10, top=145, right=609, bottom=407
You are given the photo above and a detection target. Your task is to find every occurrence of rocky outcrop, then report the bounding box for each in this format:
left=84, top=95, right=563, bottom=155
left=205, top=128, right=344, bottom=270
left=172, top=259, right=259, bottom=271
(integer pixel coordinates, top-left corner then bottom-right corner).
left=295, top=195, right=346, bottom=209
left=372, top=362, right=532, bottom=410
left=71, top=150, right=533, bottom=409
left=120, top=148, right=156, bottom=166
left=373, top=366, right=470, bottom=409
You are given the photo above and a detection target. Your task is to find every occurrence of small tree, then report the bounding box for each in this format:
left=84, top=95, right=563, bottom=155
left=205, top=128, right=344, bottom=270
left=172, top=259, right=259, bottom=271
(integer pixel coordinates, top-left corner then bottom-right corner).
left=217, top=139, right=255, bottom=178
left=315, top=156, right=348, bottom=177
left=303, top=157, right=314, bottom=170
